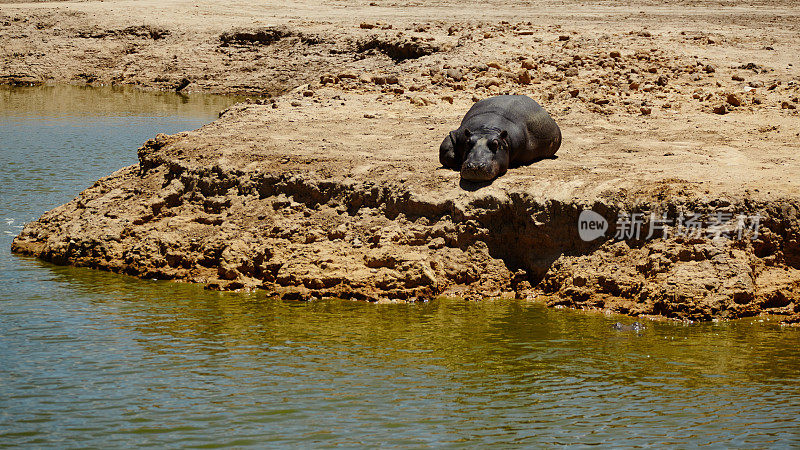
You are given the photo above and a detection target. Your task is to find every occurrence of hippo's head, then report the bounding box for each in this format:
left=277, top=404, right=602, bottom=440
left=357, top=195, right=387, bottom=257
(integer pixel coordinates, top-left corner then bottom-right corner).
left=459, top=128, right=510, bottom=182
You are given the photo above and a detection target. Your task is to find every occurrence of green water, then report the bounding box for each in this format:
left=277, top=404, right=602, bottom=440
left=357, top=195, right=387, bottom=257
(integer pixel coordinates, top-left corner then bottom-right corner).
left=1, top=85, right=799, bottom=447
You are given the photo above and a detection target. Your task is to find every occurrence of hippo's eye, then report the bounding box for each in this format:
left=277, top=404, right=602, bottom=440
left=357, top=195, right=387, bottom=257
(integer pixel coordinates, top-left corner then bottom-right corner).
left=488, top=139, right=499, bottom=152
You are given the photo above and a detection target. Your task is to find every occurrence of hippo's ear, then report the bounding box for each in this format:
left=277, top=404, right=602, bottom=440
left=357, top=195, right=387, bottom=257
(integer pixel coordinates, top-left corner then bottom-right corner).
left=463, top=128, right=471, bottom=138
left=499, top=130, right=508, bottom=140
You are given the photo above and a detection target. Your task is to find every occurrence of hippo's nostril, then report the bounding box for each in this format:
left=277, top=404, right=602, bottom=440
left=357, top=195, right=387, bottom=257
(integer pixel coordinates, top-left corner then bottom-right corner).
left=460, top=164, right=496, bottom=182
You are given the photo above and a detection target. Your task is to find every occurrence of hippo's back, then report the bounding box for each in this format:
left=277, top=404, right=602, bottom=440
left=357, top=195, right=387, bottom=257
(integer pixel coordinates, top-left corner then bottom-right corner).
left=462, top=95, right=561, bottom=160
left=462, top=95, right=544, bottom=125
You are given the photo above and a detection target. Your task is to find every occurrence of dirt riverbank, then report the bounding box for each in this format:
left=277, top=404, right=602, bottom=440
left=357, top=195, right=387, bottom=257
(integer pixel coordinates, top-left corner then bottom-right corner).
left=4, top=0, right=800, bottom=322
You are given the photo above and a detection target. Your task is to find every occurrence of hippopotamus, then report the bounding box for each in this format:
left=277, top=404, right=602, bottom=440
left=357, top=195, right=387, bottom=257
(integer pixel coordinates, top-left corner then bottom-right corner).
left=439, top=95, right=561, bottom=181
left=612, top=322, right=645, bottom=332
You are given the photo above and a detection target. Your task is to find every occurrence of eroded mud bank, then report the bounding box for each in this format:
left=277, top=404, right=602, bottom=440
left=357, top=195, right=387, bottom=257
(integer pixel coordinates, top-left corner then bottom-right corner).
left=11, top=127, right=800, bottom=323
left=6, top=0, right=800, bottom=322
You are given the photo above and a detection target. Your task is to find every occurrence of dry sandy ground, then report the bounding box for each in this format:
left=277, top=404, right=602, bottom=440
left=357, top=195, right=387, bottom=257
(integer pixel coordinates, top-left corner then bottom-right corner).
left=4, top=0, right=800, bottom=322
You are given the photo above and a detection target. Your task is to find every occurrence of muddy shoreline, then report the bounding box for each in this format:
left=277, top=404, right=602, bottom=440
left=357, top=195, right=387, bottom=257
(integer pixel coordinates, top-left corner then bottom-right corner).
left=4, top=0, right=800, bottom=322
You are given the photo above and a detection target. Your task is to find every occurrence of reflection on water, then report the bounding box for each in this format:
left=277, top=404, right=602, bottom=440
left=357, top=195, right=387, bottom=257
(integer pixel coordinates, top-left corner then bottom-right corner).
left=0, top=84, right=236, bottom=119
left=1, top=85, right=799, bottom=447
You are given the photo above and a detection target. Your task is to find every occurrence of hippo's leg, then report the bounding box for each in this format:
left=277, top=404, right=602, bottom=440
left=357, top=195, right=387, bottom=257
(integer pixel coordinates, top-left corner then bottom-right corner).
left=439, top=131, right=461, bottom=170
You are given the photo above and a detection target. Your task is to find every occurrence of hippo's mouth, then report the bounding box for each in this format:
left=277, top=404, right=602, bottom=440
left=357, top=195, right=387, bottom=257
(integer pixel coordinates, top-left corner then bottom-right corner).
left=460, top=161, right=499, bottom=182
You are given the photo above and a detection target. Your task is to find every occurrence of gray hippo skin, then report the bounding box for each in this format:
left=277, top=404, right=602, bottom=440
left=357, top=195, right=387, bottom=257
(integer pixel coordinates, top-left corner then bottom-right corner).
left=439, top=95, right=561, bottom=181
left=612, top=322, right=645, bottom=332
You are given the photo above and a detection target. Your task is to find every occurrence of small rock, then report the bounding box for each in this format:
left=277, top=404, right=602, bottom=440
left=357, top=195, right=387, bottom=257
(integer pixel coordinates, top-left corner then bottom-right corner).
left=517, top=69, right=531, bottom=84
left=610, top=50, right=621, bottom=58
left=302, top=90, right=314, bottom=97
left=726, top=93, right=741, bottom=107
left=521, top=59, right=536, bottom=70
left=704, top=64, right=716, bottom=73
left=290, top=100, right=301, bottom=107
left=360, top=22, right=375, bottom=29
left=568, top=88, right=579, bottom=97
left=591, top=97, right=610, bottom=105
left=732, top=74, right=744, bottom=81
left=428, top=237, right=446, bottom=249
left=384, top=74, right=399, bottom=84
left=487, top=61, right=504, bottom=70
left=371, top=75, right=386, bottom=85
left=329, top=224, right=348, bottom=240
left=174, top=77, right=190, bottom=92
left=564, top=67, right=579, bottom=77
left=441, top=95, right=454, bottom=104
left=498, top=69, right=516, bottom=80
left=629, top=81, right=640, bottom=90
left=290, top=84, right=309, bottom=94
left=640, top=106, right=652, bottom=115
left=410, top=95, right=433, bottom=106
left=558, top=35, right=570, bottom=41
left=445, top=68, right=463, bottom=81
left=656, top=75, right=668, bottom=86
left=712, top=104, right=727, bottom=114
left=477, top=77, right=501, bottom=88
left=338, top=71, right=358, bottom=79
left=782, top=101, right=797, bottom=110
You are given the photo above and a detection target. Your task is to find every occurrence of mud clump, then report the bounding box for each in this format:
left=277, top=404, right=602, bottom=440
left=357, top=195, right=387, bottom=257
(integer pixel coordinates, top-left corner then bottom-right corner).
left=356, top=36, right=439, bottom=61
left=219, top=27, right=293, bottom=46
left=0, top=74, right=42, bottom=86
left=76, top=25, right=169, bottom=40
